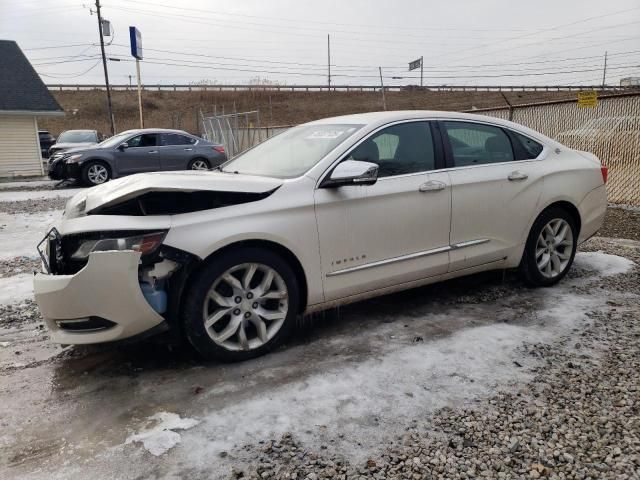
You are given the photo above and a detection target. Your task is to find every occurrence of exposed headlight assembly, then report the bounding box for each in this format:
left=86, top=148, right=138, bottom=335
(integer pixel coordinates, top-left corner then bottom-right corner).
left=70, top=231, right=167, bottom=260
left=65, top=153, right=83, bottom=162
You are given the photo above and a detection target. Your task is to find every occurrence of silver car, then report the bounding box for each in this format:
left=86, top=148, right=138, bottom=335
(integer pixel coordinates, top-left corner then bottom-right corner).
left=48, top=128, right=227, bottom=186
left=48, top=129, right=101, bottom=157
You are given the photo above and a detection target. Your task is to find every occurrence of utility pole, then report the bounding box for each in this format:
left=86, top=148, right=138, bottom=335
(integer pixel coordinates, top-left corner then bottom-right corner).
left=420, top=55, right=424, bottom=87
left=602, top=51, right=608, bottom=88
left=136, top=59, right=144, bottom=128
left=327, top=34, right=331, bottom=90
left=379, top=67, right=386, bottom=111
left=95, top=0, right=115, bottom=136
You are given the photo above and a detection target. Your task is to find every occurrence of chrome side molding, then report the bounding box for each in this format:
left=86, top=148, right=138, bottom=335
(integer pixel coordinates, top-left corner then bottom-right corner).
left=326, top=239, right=489, bottom=277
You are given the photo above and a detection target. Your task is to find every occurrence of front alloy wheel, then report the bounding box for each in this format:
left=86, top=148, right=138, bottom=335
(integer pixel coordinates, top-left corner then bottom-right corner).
left=183, top=248, right=299, bottom=362
left=83, top=162, right=110, bottom=185
left=203, top=263, right=288, bottom=351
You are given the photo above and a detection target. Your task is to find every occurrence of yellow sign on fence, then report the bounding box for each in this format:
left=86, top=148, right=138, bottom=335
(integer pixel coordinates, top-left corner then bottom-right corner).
left=577, top=91, right=598, bottom=108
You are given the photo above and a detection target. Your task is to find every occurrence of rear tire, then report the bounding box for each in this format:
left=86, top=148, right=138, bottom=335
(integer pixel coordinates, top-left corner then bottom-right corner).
left=81, top=161, right=111, bottom=186
left=188, top=158, right=211, bottom=170
left=182, top=247, right=299, bottom=362
left=519, top=207, right=578, bottom=287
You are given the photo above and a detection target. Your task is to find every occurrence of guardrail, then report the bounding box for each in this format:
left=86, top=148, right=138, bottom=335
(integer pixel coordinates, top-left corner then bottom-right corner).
left=45, top=84, right=632, bottom=93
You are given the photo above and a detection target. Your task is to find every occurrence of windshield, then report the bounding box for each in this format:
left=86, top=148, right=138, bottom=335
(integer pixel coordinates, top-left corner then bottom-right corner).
left=58, top=130, right=97, bottom=143
left=97, top=132, right=130, bottom=149
left=222, top=124, right=363, bottom=178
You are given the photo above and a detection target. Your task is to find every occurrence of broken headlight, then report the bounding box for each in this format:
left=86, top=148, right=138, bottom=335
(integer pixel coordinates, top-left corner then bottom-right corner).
left=70, top=231, right=167, bottom=260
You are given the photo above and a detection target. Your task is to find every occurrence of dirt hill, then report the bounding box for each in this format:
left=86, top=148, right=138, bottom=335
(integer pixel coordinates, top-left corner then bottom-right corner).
left=40, top=89, right=578, bottom=136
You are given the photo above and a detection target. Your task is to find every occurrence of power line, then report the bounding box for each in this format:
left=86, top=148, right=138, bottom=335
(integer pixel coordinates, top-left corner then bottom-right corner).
left=94, top=55, right=639, bottom=80
left=426, top=6, right=640, bottom=65
left=106, top=3, right=640, bottom=50
left=39, top=61, right=102, bottom=78
left=105, top=43, right=640, bottom=74
left=23, top=42, right=96, bottom=51
left=110, top=0, right=640, bottom=37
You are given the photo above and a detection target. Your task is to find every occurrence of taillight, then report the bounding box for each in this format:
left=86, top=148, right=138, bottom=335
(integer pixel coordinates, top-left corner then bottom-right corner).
left=213, top=145, right=225, bottom=154
left=601, top=166, right=608, bottom=184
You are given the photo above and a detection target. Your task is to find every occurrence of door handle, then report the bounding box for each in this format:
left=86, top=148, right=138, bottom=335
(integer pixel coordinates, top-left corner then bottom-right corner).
left=418, top=180, right=446, bottom=192
left=508, top=171, right=528, bottom=181
left=183, top=148, right=193, bottom=151
left=148, top=150, right=158, bottom=154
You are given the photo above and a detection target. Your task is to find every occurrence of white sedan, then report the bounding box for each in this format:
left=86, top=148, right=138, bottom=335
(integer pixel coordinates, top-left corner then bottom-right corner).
left=33, top=111, right=608, bottom=362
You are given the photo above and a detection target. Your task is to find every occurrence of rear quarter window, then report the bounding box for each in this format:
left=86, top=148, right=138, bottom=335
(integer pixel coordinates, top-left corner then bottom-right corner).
left=511, top=131, right=544, bottom=159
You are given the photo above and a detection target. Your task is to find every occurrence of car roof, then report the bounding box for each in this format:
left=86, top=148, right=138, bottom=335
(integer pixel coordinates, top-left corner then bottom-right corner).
left=117, top=128, right=193, bottom=135
left=308, top=110, right=560, bottom=146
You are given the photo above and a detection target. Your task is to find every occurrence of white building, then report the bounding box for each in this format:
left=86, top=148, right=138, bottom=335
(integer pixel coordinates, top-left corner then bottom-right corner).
left=620, top=77, right=640, bottom=87
left=0, top=40, right=64, bottom=177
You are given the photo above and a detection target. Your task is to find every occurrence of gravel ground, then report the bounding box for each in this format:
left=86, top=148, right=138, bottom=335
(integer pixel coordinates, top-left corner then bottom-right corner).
left=0, top=299, right=41, bottom=329
left=599, top=207, right=640, bottom=241
left=223, top=238, right=640, bottom=480
left=0, top=184, right=638, bottom=479
left=0, top=257, right=40, bottom=278
left=0, top=197, right=68, bottom=215
left=0, top=184, right=57, bottom=192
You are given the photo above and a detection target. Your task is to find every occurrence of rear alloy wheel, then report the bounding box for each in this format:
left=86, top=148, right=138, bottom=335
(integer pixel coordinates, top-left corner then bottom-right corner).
left=189, top=158, right=210, bottom=170
left=183, top=248, right=299, bottom=362
left=519, top=207, right=577, bottom=287
left=82, top=161, right=110, bottom=186
left=535, top=218, right=573, bottom=279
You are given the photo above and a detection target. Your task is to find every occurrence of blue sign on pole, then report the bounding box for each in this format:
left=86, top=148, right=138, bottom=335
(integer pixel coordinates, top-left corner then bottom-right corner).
left=129, top=26, right=143, bottom=60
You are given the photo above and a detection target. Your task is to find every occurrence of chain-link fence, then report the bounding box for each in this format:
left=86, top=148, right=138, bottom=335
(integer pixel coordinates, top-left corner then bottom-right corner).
left=201, top=108, right=294, bottom=158
left=201, top=110, right=266, bottom=158
left=468, top=92, right=640, bottom=205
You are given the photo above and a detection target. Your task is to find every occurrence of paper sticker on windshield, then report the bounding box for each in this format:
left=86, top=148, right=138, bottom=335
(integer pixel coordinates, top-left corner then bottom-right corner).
left=306, top=130, right=345, bottom=139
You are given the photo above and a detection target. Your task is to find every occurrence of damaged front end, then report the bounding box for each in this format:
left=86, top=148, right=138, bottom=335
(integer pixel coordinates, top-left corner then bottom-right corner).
left=34, top=228, right=199, bottom=344
left=34, top=171, right=283, bottom=344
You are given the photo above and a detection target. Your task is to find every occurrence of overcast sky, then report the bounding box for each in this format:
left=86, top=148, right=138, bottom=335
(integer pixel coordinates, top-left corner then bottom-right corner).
left=1, top=0, right=639, bottom=87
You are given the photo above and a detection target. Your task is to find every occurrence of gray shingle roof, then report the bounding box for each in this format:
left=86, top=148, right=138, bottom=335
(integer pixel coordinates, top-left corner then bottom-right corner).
left=0, top=40, right=63, bottom=113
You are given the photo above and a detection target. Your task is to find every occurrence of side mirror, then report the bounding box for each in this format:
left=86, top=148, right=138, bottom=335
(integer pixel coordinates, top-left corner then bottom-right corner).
left=118, top=142, right=129, bottom=151
left=323, top=160, right=379, bottom=188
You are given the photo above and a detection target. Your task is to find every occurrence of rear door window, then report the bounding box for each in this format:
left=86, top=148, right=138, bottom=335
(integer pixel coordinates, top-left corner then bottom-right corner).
left=443, top=121, right=514, bottom=167
left=161, top=133, right=196, bottom=146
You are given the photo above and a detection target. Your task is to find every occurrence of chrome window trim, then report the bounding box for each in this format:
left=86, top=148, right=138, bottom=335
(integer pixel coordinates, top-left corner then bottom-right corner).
left=315, top=116, right=549, bottom=188
left=326, top=239, right=489, bottom=277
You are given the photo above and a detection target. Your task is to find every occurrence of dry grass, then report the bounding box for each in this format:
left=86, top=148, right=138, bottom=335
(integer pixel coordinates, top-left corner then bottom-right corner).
left=39, top=89, right=575, bottom=136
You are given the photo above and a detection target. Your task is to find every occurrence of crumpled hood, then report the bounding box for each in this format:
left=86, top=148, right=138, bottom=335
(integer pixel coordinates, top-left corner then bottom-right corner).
left=69, top=170, right=283, bottom=216
left=50, top=142, right=97, bottom=152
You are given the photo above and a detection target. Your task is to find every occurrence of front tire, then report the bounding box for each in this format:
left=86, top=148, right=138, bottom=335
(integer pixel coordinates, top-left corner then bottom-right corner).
left=519, top=207, right=578, bottom=287
left=182, top=247, right=300, bottom=362
left=81, top=161, right=111, bottom=186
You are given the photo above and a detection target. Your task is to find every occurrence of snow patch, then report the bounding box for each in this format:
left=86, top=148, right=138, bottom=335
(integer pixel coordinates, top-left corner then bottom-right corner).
left=0, top=274, right=34, bottom=305
left=0, top=210, right=62, bottom=260
left=0, top=180, right=58, bottom=190
left=125, top=412, right=199, bottom=456
left=574, top=251, right=635, bottom=276
left=169, top=255, right=636, bottom=469
left=0, top=188, right=82, bottom=202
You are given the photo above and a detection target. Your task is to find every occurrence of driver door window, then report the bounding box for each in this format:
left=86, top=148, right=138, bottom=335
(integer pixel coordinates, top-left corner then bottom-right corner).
left=348, top=122, right=436, bottom=177
left=127, top=133, right=158, bottom=148
left=117, top=133, right=160, bottom=174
